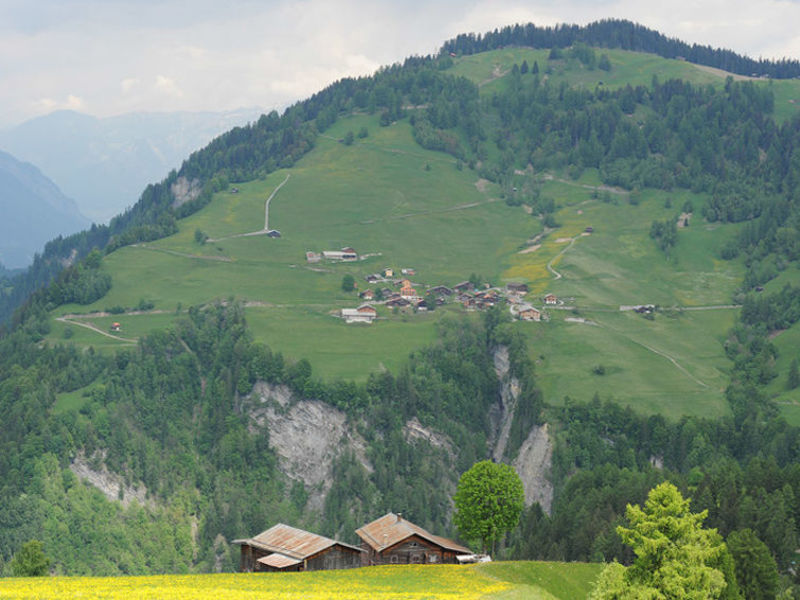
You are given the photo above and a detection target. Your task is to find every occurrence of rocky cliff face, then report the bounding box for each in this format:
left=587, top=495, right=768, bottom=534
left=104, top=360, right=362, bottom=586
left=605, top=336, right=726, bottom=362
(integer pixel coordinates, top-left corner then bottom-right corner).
left=491, top=345, right=554, bottom=514
left=245, top=382, right=371, bottom=512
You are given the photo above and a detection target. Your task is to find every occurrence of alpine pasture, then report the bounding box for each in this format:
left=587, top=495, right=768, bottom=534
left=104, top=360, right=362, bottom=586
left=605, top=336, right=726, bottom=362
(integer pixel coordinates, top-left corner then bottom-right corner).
left=43, top=51, right=767, bottom=418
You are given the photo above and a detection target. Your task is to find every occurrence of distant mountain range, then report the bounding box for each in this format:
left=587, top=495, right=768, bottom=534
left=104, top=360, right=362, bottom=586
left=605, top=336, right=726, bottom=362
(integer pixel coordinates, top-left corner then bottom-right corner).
left=0, top=150, right=90, bottom=269
left=0, top=107, right=265, bottom=223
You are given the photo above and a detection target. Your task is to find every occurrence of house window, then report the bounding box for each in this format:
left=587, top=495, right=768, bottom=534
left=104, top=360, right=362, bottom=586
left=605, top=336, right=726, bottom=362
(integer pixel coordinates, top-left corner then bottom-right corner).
left=411, top=554, right=422, bottom=564
left=428, top=554, right=438, bottom=563
left=390, top=555, right=398, bottom=564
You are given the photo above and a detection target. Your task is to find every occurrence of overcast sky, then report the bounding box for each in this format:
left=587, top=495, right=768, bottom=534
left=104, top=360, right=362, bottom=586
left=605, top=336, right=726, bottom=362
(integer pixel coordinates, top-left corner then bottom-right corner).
left=1, top=0, right=800, bottom=128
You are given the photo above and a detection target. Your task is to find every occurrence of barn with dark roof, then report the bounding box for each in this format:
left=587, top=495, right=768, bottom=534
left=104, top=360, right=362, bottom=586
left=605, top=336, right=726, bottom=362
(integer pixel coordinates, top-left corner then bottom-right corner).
left=355, top=512, right=471, bottom=566
left=233, top=523, right=363, bottom=572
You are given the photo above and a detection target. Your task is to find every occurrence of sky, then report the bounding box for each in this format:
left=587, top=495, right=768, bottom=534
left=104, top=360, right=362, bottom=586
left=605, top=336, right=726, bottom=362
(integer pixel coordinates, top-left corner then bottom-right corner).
left=1, top=0, right=800, bottom=128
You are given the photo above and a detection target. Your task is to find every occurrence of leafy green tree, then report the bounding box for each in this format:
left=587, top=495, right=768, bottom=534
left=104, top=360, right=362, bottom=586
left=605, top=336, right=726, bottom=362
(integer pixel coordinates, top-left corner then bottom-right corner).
left=343, top=131, right=354, bottom=145
left=591, top=482, right=727, bottom=599
left=727, top=529, right=779, bottom=600
left=453, top=460, right=524, bottom=554
left=357, top=126, right=369, bottom=139
left=10, top=540, right=50, bottom=576
left=341, top=274, right=355, bottom=292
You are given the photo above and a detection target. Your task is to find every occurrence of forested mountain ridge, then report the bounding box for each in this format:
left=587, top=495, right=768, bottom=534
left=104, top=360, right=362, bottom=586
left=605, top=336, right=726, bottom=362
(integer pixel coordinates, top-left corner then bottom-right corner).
left=442, top=18, right=800, bottom=79
left=3, top=20, right=800, bottom=589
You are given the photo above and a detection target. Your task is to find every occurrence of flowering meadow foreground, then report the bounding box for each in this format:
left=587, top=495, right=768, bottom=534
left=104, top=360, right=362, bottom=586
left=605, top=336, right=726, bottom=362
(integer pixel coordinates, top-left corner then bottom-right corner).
left=0, top=562, right=602, bottom=599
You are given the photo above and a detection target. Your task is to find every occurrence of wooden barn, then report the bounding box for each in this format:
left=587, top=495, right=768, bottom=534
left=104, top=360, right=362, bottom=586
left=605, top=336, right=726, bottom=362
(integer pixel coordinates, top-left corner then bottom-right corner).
left=355, top=513, right=471, bottom=566
left=234, top=523, right=364, bottom=572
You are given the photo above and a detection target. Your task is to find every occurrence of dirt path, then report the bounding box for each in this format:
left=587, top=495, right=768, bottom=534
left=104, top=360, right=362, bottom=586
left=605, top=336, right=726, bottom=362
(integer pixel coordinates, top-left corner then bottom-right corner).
left=479, top=65, right=508, bottom=87
left=56, top=316, right=137, bottom=343
left=359, top=197, right=499, bottom=225
left=208, top=173, right=291, bottom=242
left=546, top=235, right=581, bottom=280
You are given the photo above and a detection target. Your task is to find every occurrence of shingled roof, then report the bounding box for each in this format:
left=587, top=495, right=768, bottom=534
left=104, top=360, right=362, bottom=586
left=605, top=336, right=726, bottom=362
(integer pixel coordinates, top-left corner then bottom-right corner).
left=234, top=523, right=363, bottom=561
left=355, top=513, right=471, bottom=554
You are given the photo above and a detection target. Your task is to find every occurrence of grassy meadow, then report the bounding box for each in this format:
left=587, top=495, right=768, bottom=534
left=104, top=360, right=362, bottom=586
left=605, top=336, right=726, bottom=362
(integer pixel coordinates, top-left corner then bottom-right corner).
left=447, top=47, right=800, bottom=122
left=40, top=49, right=763, bottom=416
left=0, top=562, right=602, bottom=600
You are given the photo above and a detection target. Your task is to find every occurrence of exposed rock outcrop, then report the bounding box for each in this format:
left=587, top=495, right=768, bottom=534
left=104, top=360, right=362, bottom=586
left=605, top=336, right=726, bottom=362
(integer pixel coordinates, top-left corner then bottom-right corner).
left=246, top=382, right=371, bottom=512
left=512, top=423, right=554, bottom=514
left=69, top=451, right=151, bottom=508
left=170, top=176, right=202, bottom=208
left=489, top=346, right=520, bottom=462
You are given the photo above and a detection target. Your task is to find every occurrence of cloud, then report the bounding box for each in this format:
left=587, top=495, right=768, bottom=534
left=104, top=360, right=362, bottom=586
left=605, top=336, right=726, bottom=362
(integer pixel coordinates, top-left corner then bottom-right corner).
left=33, top=94, right=85, bottom=113
left=120, top=78, right=140, bottom=93
left=154, top=75, right=183, bottom=98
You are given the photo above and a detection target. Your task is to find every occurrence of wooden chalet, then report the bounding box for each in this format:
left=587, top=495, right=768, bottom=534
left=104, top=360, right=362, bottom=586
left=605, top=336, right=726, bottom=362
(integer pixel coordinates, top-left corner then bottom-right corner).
left=356, top=513, right=471, bottom=566
left=359, top=289, right=375, bottom=300
left=544, top=293, right=558, bottom=305
left=356, top=303, right=377, bottom=317
left=427, top=285, right=453, bottom=296
left=517, top=306, right=541, bottom=321
left=234, top=523, right=364, bottom=572
left=453, top=281, right=474, bottom=292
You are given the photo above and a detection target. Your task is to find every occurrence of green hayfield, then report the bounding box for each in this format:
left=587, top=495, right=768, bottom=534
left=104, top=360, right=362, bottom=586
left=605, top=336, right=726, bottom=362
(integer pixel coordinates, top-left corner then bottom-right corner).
left=0, top=562, right=601, bottom=600
left=448, top=48, right=800, bottom=122
left=44, top=89, right=744, bottom=414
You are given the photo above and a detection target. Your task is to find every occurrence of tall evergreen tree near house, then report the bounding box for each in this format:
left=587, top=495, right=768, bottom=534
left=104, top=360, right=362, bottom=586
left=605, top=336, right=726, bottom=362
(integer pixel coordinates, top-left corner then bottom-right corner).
left=591, top=482, right=727, bottom=599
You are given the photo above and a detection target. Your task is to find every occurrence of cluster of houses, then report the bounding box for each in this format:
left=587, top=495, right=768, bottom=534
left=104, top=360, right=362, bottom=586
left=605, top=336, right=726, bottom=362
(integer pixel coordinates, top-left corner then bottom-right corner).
left=339, top=270, right=559, bottom=324
left=234, top=512, right=475, bottom=572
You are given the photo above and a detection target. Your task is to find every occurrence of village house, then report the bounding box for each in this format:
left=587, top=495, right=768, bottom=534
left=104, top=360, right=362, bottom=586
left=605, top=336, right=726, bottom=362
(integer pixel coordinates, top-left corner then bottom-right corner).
left=544, top=293, right=558, bottom=305
left=400, top=284, right=417, bottom=300
left=110, top=322, right=121, bottom=332
left=506, top=282, right=528, bottom=294
left=355, top=513, right=472, bottom=566
left=234, top=523, right=363, bottom=572
left=385, top=297, right=410, bottom=308
left=356, top=303, right=377, bottom=317
left=427, top=285, right=453, bottom=296
left=267, top=229, right=281, bottom=238
left=401, top=268, right=416, bottom=276
left=359, top=289, right=375, bottom=301
left=306, top=252, right=321, bottom=263
left=453, top=281, right=474, bottom=293
left=341, top=306, right=376, bottom=323
left=365, top=274, right=380, bottom=283
left=383, top=267, right=394, bottom=278
left=516, top=305, right=541, bottom=322
left=323, top=250, right=358, bottom=261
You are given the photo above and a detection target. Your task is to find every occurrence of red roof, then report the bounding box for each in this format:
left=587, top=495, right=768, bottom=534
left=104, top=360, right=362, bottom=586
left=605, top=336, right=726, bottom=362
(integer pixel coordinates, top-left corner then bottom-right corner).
left=355, top=513, right=471, bottom=554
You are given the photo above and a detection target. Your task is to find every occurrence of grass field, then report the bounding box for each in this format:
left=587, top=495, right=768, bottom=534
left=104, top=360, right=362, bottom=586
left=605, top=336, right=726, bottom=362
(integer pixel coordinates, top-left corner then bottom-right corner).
left=0, top=562, right=601, bottom=600
left=447, top=48, right=800, bottom=122
left=39, top=50, right=758, bottom=416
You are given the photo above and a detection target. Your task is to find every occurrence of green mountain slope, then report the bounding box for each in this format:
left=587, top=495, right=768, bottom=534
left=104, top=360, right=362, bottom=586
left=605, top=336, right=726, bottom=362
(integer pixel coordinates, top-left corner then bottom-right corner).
left=5, top=21, right=800, bottom=582
left=42, top=50, right=761, bottom=416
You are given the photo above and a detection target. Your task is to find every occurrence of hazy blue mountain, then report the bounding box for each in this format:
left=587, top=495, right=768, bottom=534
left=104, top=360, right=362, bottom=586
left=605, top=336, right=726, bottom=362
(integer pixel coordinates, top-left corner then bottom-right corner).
left=0, top=150, right=90, bottom=268
left=0, top=107, right=265, bottom=223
